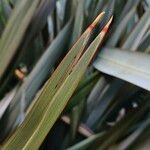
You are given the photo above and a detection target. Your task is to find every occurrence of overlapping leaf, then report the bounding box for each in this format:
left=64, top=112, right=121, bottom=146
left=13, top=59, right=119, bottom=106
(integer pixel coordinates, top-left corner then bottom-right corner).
left=0, top=19, right=73, bottom=140
left=3, top=12, right=110, bottom=149
left=94, top=48, right=150, bottom=91
left=0, top=0, right=40, bottom=79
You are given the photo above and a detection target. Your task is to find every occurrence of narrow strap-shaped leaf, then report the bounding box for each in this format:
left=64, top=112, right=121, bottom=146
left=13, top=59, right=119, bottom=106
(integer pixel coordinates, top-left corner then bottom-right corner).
left=67, top=133, right=103, bottom=150
left=0, top=86, right=18, bottom=119
left=19, top=0, right=56, bottom=55
left=65, top=72, right=100, bottom=112
left=86, top=76, right=108, bottom=115
left=118, top=0, right=140, bottom=23
left=0, top=19, right=73, bottom=140
left=18, top=17, right=113, bottom=150
left=122, top=9, right=150, bottom=50
left=21, top=11, right=104, bottom=129
left=106, top=6, right=136, bottom=47
left=3, top=13, right=105, bottom=150
left=0, top=0, right=40, bottom=79
left=94, top=48, right=150, bottom=90
left=97, top=96, right=150, bottom=150
left=69, top=0, right=85, bottom=46
left=116, top=118, right=150, bottom=149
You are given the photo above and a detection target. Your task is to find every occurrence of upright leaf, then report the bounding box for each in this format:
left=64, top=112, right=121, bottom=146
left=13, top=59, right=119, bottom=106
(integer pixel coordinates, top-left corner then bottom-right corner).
left=0, top=19, right=73, bottom=140
left=3, top=13, right=107, bottom=150
left=0, top=0, right=40, bottom=79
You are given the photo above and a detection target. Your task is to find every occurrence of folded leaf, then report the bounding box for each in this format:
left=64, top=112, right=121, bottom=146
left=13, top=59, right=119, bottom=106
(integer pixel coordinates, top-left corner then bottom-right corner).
left=19, top=17, right=112, bottom=150
left=94, top=48, right=150, bottom=91
left=3, top=12, right=107, bottom=150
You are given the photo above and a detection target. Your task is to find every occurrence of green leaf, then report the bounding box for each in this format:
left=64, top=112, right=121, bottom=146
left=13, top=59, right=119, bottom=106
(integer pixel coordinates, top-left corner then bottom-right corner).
left=106, top=6, right=136, bottom=47
left=66, top=72, right=100, bottom=112
left=0, top=0, right=56, bottom=98
left=0, top=86, right=18, bottom=119
left=86, top=76, right=108, bottom=115
left=94, top=48, right=150, bottom=90
left=118, top=0, right=140, bottom=23
left=86, top=79, right=124, bottom=128
left=3, top=13, right=107, bottom=149
left=0, top=19, right=73, bottom=140
left=97, top=95, right=150, bottom=150
left=0, top=0, right=40, bottom=79
left=69, top=102, right=84, bottom=143
left=67, top=133, right=103, bottom=150
left=122, top=9, right=150, bottom=50
left=115, top=117, right=150, bottom=149
left=69, top=0, right=85, bottom=46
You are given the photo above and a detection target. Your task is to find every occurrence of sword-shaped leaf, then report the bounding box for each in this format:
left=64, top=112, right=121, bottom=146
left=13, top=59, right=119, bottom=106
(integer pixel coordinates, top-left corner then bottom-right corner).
left=0, top=0, right=40, bottom=79
left=67, top=133, right=103, bottom=150
left=0, top=19, right=73, bottom=140
left=3, top=12, right=108, bottom=150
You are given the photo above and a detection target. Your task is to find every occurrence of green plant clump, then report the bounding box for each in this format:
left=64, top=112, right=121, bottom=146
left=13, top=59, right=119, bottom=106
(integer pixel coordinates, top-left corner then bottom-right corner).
left=0, top=0, right=149, bottom=149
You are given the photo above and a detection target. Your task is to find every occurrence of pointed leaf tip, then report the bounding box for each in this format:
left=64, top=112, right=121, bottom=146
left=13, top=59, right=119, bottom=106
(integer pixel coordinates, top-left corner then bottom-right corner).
left=101, top=16, right=113, bottom=34
left=88, top=12, right=105, bottom=31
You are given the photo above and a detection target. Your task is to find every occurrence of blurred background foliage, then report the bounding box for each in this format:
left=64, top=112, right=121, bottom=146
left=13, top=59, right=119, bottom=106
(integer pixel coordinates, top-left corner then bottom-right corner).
left=0, top=0, right=150, bottom=149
